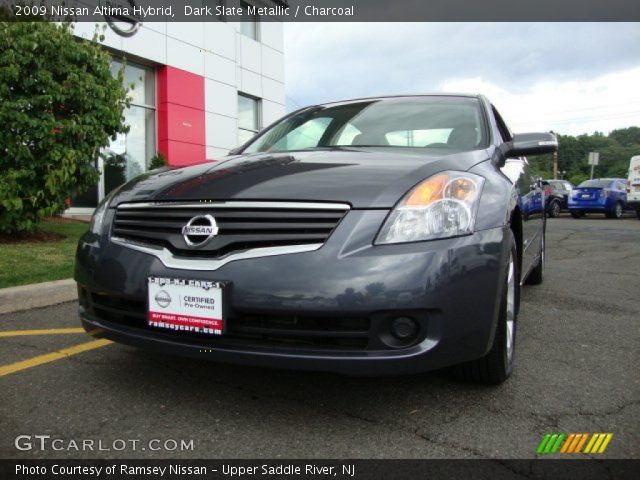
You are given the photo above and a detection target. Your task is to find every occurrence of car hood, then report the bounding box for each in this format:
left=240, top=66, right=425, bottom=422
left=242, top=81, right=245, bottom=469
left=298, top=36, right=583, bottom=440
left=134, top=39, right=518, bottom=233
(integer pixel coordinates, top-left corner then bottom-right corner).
left=110, top=148, right=490, bottom=209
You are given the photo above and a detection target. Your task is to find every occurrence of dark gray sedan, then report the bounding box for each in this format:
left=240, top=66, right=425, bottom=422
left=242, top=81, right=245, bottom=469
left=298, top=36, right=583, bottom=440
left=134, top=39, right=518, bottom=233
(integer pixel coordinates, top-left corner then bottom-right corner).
left=75, top=94, right=556, bottom=384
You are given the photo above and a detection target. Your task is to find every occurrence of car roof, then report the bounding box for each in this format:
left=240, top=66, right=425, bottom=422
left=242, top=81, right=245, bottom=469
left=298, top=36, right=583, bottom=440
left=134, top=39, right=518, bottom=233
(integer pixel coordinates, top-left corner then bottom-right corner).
left=317, top=93, right=482, bottom=108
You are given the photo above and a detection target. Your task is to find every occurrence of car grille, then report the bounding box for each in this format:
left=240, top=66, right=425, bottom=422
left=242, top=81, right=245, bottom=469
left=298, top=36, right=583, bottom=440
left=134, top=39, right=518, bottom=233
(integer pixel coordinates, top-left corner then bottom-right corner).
left=80, top=289, right=372, bottom=351
left=111, top=202, right=349, bottom=258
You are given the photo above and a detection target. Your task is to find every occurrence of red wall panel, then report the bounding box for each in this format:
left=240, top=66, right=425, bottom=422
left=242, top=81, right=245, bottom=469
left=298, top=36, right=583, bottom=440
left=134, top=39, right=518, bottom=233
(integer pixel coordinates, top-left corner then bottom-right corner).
left=157, top=66, right=206, bottom=166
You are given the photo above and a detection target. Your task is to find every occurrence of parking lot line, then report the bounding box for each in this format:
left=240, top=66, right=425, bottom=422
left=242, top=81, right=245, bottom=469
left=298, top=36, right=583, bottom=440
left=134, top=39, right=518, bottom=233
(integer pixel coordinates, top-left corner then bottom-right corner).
left=0, top=328, right=85, bottom=338
left=0, top=339, right=112, bottom=377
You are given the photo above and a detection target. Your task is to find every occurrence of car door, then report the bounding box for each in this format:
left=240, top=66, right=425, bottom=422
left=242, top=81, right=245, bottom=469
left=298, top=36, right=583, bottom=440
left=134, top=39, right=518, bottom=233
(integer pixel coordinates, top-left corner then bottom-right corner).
left=501, top=158, right=543, bottom=274
left=616, top=180, right=628, bottom=207
left=492, top=105, right=544, bottom=277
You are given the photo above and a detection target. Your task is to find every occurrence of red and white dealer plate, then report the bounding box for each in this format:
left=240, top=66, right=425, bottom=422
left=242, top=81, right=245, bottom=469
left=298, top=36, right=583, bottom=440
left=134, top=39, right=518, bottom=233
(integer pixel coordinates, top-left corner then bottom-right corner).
left=147, top=277, right=226, bottom=335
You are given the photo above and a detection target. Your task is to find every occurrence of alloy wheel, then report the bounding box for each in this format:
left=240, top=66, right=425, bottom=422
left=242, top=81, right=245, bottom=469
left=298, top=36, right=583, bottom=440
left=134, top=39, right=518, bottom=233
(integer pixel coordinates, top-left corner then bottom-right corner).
left=505, top=251, right=516, bottom=363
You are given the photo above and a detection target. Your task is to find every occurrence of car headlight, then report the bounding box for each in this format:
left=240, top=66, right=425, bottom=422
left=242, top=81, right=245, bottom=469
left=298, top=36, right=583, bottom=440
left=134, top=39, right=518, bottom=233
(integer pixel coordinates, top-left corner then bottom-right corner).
left=89, top=190, right=117, bottom=235
left=376, top=171, right=484, bottom=244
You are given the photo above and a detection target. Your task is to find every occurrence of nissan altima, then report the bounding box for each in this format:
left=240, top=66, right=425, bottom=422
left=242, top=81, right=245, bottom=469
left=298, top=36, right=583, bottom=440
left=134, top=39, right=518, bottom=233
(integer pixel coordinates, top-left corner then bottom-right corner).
left=75, top=94, right=557, bottom=384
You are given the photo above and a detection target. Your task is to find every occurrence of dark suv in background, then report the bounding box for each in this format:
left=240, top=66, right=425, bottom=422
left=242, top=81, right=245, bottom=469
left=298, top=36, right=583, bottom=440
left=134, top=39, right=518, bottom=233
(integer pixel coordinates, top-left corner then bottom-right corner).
left=542, top=179, right=574, bottom=217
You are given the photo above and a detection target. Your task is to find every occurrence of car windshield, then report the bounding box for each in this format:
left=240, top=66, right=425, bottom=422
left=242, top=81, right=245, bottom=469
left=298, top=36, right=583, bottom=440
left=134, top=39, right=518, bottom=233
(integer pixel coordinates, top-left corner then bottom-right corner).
left=578, top=179, right=612, bottom=188
left=241, top=97, right=488, bottom=154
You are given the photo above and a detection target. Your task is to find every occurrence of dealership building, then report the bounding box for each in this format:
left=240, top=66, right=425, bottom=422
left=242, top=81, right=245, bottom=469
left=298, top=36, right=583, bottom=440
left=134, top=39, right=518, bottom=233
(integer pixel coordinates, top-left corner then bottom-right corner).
left=69, top=12, right=286, bottom=212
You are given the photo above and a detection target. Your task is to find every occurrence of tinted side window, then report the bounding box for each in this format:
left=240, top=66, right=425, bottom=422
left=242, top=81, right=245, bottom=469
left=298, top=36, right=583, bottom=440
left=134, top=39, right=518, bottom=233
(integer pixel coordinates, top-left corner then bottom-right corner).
left=492, top=106, right=513, bottom=143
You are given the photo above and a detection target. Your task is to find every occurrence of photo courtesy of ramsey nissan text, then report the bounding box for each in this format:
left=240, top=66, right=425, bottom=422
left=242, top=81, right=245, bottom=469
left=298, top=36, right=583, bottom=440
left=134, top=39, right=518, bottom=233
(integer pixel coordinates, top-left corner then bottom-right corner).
left=0, top=1, right=639, bottom=479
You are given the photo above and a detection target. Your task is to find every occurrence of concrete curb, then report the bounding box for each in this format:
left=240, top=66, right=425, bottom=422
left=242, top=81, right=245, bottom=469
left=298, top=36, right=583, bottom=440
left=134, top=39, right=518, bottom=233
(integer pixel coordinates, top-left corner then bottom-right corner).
left=0, top=279, right=77, bottom=314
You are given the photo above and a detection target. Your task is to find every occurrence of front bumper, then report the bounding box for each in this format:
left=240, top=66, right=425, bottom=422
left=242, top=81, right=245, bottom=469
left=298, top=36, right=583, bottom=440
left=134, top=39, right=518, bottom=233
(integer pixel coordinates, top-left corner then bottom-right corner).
left=75, top=210, right=509, bottom=375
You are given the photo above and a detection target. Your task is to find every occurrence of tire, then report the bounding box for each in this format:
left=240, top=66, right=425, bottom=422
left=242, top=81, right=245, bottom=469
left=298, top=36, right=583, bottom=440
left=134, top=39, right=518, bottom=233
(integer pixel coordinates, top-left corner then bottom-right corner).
left=636, top=208, right=640, bottom=220
left=525, top=230, right=545, bottom=285
left=614, top=202, right=623, bottom=219
left=605, top=202, right=623, bottom=219
left=570, top=210, right=582, bottom=219
left=453, top=232, right=519, bottom=385
left=548, top=200, right=561, bottom=218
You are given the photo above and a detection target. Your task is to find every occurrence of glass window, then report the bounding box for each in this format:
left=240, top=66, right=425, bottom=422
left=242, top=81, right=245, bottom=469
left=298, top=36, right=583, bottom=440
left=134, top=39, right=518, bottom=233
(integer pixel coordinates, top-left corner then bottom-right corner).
left=270, top=117, right=332, bottom=151
left=238, top=93, right=260, bottom=146
left=240, top=1, right=259, bottom=40
left=492, top=106, right=513, bottom=142
left=385, top=128, right=453, bottom=147
left=105, top=60, right=156, bottom=189
left=72, top=59, right=156, bottom=208
left=578, top=179, right=612, bottom=188
left=242, top=97, right=488, bottom=154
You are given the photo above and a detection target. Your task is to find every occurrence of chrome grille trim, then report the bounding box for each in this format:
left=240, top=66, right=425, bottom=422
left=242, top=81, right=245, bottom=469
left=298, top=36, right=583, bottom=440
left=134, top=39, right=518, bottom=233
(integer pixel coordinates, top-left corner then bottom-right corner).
left=117, top=201, right=351, bottom=210
left=110, top=200, right=350, bottom=264
left=110, top=237, right=324, bottom=271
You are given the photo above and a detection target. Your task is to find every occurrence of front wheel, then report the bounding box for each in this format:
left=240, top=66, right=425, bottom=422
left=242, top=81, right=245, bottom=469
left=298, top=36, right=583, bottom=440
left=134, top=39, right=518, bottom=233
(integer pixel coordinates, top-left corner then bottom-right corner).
left=453, top=232, right=519, bottom=385
left=548, top=200, right=561, bottom=218
left=636, top=208, right=640, bottom=220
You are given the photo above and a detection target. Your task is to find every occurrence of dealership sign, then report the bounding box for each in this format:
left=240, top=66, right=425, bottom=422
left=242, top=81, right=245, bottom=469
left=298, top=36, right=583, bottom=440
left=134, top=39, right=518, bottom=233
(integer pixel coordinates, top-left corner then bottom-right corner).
left=102, top=0, right=141, bottom=37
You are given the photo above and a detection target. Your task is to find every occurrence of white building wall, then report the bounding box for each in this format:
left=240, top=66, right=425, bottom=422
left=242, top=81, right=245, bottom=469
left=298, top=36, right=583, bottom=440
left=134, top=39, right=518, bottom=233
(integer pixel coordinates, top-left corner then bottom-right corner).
left=73, top=19, right=286, bottom=160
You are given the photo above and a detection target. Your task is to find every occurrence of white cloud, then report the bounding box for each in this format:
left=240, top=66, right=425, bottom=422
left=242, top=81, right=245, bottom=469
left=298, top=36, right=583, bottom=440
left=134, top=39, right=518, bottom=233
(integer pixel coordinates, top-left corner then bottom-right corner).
left=441, top=67, right=640, bottom=135
left=284, top=23, right=640, bottom=136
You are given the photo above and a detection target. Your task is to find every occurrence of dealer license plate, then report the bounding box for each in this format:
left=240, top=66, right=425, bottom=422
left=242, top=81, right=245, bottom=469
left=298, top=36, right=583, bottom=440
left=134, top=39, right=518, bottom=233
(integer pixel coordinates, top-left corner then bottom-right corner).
left=147, top=277, right=226, bottom=335
left=582, top=194, right=590, bottom=199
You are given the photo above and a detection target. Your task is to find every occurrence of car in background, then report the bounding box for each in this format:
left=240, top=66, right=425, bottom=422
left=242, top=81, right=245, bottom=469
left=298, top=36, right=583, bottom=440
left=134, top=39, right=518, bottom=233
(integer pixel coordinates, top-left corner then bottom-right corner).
left=542, top=179, right=574, bottom=217
left=568, top=178, right=628, bottom=219
left=627, top=155, right=640, bottom=219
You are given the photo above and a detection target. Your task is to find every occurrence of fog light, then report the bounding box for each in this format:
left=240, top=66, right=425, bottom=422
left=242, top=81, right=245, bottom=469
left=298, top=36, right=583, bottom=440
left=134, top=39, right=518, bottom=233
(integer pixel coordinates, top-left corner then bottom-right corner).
left=391, top=317, right=418, bottom=340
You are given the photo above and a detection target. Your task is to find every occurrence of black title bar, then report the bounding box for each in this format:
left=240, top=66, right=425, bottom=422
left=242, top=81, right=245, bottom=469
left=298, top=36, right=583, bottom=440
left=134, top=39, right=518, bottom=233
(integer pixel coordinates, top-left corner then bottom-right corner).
left=1, top=0, right=639, bottom=22
left=1, top=459, right=639, bottom=480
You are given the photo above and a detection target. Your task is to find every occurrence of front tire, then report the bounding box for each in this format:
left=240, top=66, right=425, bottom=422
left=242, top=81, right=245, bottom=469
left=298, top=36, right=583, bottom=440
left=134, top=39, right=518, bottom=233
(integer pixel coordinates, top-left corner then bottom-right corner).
left=636, top=208, right=640, bottom=220
left=454, top=232, right=519, bottom=385
left=548, top=200, right=561, bottom=218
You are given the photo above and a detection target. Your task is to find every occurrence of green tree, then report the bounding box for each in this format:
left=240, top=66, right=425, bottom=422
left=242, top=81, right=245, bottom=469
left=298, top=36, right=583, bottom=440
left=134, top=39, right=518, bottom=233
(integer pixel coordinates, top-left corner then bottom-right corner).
left=0, top=21, right=130, bottom=234
left=555, top=127, right=640, bottom=183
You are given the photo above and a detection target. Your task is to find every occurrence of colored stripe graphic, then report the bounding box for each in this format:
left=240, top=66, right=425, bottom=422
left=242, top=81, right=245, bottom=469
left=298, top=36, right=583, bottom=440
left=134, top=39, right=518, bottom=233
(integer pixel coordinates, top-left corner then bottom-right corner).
left=560, top=433, right=575, bottom=453
left=567, top=434, right=582, bottom=453
left=537, top=433, right=566, bottom=454
left=550, top=433, right=565, bottom=453
left=537, top=434, right=551, bottom=454
left=584, top=434, right=599, bottom=453
left=539, top=433, right=613, bottom=454
left=597, top=434, right=613, bottom=453
left=574, top=433, right=589, bottom=453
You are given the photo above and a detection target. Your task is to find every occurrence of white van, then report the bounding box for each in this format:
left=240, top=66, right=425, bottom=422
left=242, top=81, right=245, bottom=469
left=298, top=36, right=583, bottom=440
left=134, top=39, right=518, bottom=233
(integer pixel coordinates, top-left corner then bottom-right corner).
left=628, top=155, right=640, bottom=218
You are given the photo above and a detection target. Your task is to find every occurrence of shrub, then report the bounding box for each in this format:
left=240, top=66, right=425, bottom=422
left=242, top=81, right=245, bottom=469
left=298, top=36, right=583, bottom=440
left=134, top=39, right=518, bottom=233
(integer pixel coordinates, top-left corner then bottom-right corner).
left=148, top=153, right=168, bottom=170
left=0, top=21, right=130, bottom=234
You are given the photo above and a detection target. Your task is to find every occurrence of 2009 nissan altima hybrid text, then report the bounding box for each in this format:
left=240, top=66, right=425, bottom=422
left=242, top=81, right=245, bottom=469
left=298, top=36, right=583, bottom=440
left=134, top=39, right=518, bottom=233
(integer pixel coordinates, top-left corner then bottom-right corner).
left=75, top=94, right=557, bottom=385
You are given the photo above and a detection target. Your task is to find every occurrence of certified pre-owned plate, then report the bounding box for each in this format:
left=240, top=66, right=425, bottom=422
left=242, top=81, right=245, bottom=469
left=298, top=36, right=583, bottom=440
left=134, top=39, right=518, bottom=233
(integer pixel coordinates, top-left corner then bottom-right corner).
left=147, top=277, right=227, bottom=335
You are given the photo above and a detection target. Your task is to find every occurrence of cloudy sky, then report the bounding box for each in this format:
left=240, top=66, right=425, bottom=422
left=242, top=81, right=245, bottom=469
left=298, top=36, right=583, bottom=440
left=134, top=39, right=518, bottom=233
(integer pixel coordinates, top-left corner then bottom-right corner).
left=283, top=23, right=640, bottom=136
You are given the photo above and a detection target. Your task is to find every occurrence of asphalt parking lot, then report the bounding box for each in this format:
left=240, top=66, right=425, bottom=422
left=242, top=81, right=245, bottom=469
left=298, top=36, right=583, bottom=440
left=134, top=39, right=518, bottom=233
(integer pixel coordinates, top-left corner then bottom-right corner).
left=1, top=215, right=638, bottom=459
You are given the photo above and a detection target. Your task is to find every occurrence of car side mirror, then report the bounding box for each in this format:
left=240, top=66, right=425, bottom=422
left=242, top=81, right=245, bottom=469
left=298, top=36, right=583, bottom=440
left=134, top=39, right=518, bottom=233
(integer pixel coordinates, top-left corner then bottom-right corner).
left=500, top=132, right=558, bottom=162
